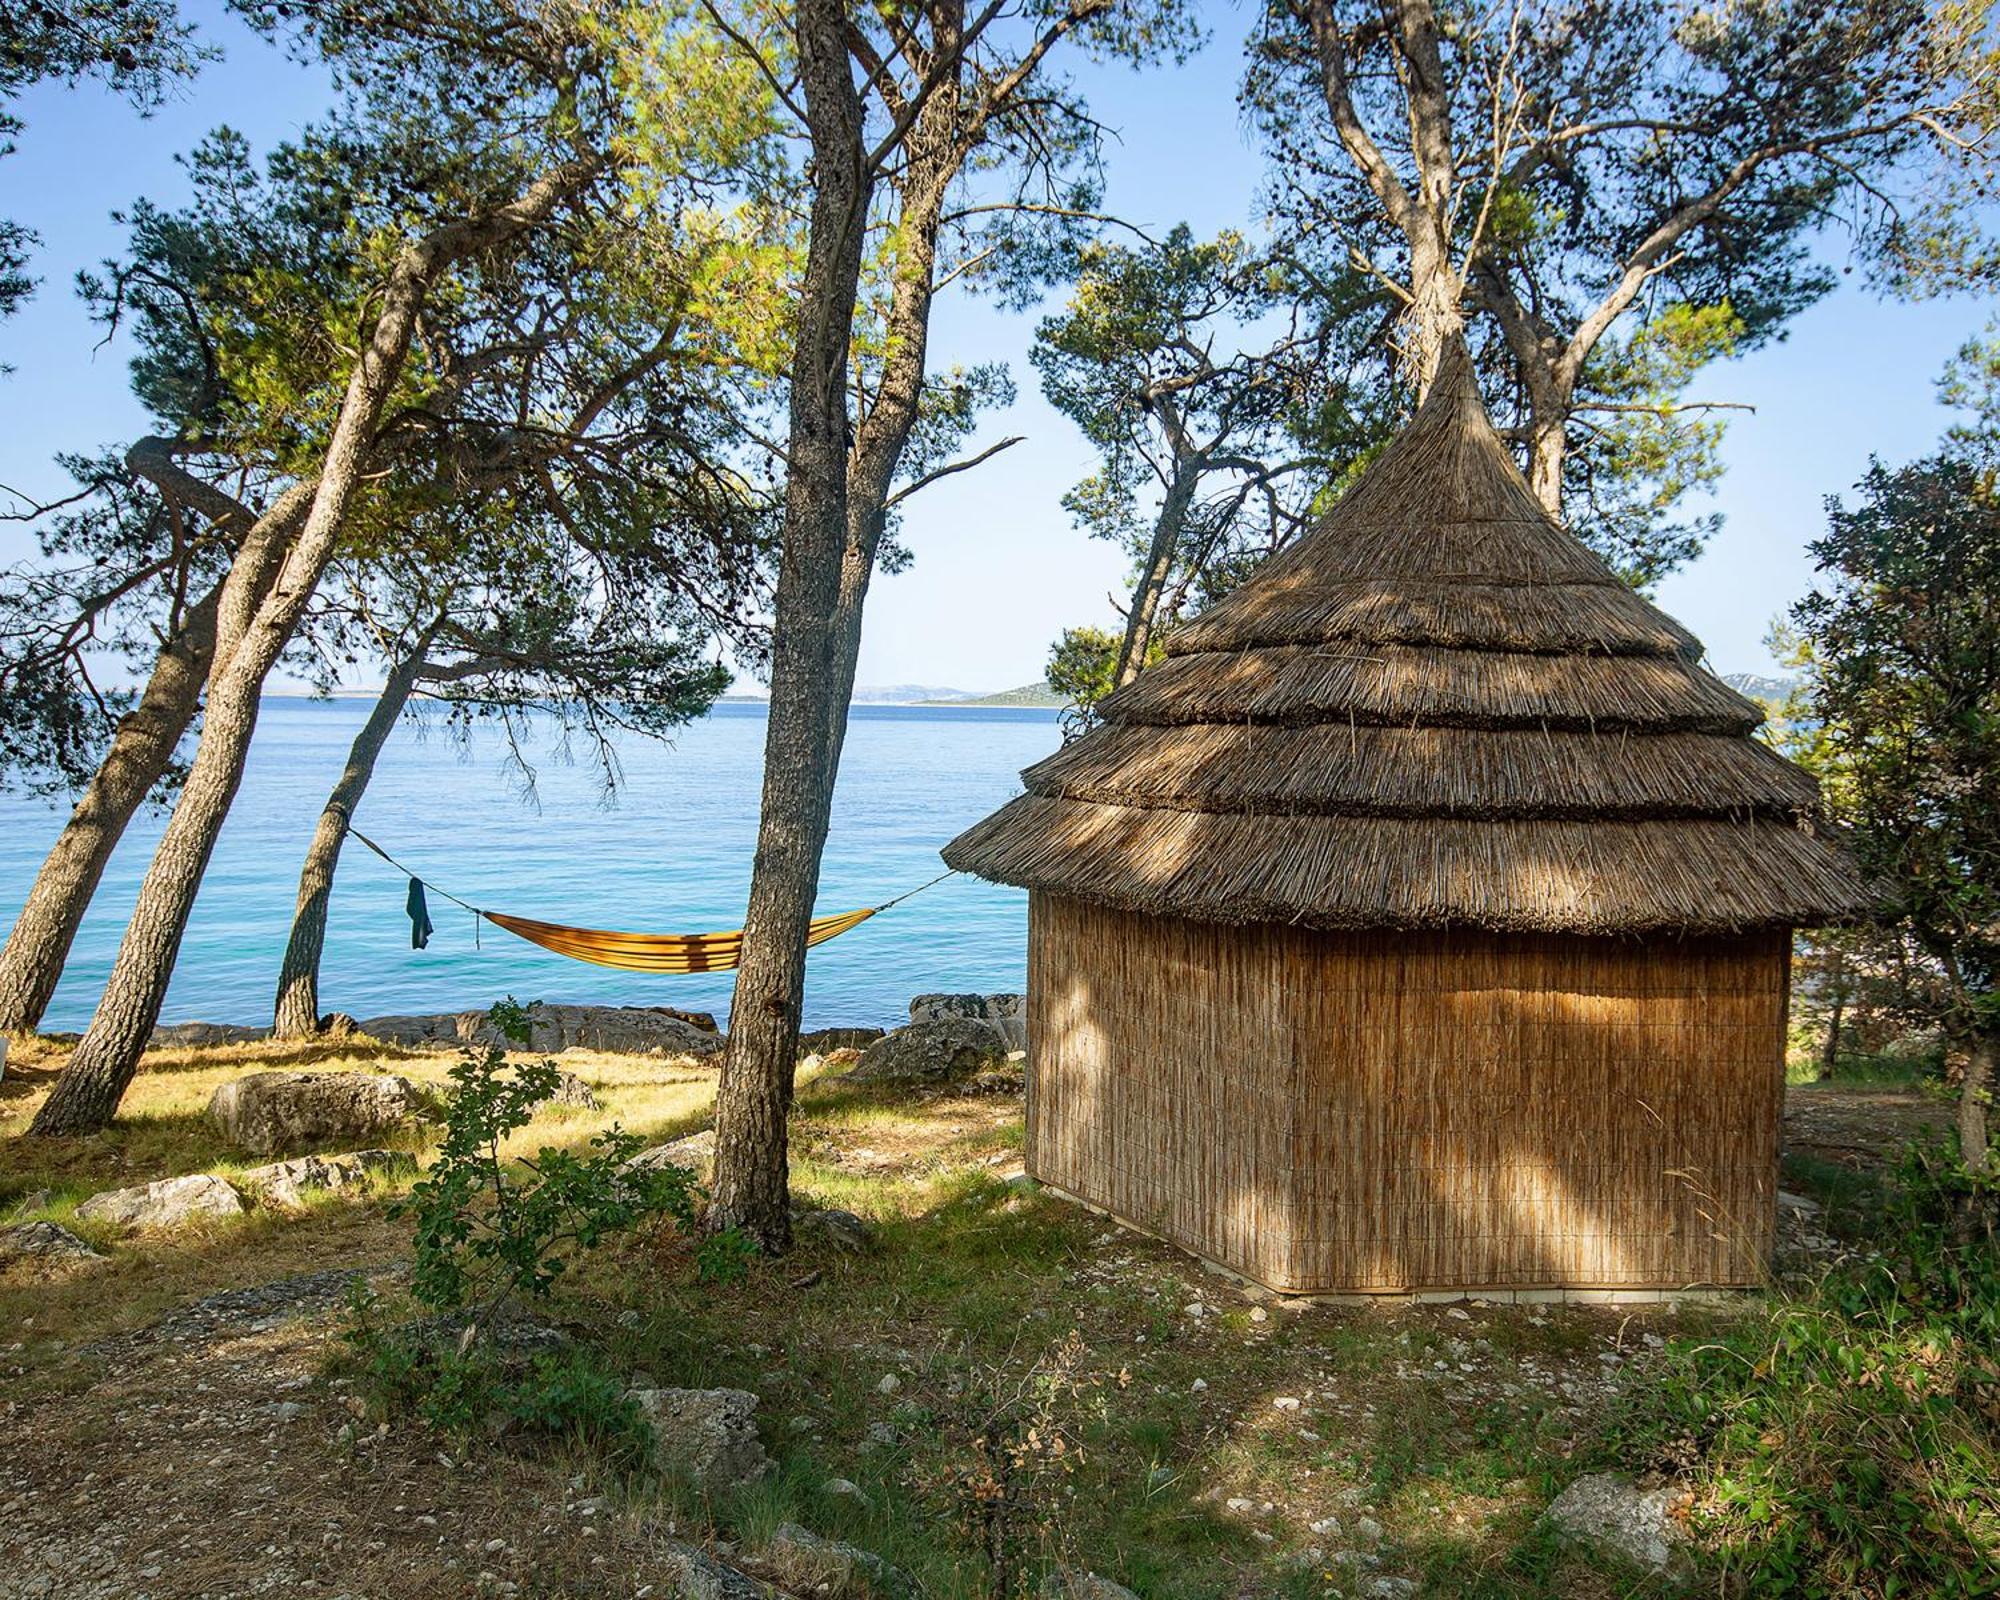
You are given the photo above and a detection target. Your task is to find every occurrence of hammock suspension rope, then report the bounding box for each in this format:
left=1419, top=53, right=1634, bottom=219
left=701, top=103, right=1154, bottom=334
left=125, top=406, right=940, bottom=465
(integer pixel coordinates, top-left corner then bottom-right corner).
left=342, top=820, right=958, bottom=976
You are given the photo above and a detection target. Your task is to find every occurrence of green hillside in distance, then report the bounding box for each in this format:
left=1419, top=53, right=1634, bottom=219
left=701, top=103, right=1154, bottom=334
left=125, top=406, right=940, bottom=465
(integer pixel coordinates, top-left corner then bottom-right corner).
left=919, top=682, right=1063, bottom=708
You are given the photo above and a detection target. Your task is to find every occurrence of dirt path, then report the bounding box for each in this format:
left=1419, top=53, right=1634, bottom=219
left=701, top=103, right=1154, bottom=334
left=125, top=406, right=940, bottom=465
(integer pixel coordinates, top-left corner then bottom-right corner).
left=0, top=1265, right=753, bottom=1600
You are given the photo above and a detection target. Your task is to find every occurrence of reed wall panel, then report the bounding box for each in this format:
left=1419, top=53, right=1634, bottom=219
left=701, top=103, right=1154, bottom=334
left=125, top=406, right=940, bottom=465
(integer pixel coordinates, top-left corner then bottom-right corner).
left=1026, top=893, right=1788, bottom=1294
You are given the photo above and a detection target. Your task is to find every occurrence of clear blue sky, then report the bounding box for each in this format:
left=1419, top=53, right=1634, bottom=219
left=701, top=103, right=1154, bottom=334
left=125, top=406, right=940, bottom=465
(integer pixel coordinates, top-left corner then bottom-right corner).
left=1, top=1, right=1986, bottom=693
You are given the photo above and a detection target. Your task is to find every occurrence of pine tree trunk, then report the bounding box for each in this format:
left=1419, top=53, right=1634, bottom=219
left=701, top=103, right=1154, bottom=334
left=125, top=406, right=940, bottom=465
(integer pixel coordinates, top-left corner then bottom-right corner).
left=1821, top=992, right=1845, bottom=1081
left=707, top=0, right=869, bottom=1248
left=1961, top=1032, right=1993, bottom=1175
left=271, top=645, right=429, bottom=1038
left=1525, top=414, right=1566, bottom=519
left=0, top=485, right=309, bottom=1034
left=1115, top=465, right=1199, bottom=688
left=26, top=162, right=590, bottom=1136
left=0, top=593, right=215, bottom=1035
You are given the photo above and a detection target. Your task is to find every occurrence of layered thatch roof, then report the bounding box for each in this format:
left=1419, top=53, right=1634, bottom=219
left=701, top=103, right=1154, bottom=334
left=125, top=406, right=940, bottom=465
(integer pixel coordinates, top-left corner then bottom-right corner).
left=944, top=346, right=1876, bottom=935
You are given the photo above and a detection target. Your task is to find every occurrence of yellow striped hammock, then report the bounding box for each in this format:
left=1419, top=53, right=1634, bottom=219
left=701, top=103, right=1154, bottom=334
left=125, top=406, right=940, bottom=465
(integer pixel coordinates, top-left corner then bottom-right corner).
left=481, top=906, right=881, bottom=975
left=347, top=825, right=944, bottom=976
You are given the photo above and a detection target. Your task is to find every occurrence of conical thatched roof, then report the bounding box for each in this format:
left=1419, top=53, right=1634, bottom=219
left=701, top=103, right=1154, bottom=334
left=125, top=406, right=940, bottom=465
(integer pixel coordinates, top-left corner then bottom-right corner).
left=943, top=346, right=1875, bottom=935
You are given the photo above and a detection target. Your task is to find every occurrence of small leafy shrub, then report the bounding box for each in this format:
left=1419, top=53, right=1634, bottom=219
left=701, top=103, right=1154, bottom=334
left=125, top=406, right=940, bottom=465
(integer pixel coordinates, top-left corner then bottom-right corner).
left=343, top=1286, right=652, bottom=1467
left=395, top=996, right=704, bottom=1317
left=342, top=998, right=754, bottom=1466
left=1613, top=1145, right=2000, bottom=1597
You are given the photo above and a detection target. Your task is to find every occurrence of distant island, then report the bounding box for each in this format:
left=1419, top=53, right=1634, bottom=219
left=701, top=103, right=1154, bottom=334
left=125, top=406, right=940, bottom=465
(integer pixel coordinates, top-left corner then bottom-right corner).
left=722, top=681, right=1063, bottom=708
left=916, top=682, right=1063, bottom=708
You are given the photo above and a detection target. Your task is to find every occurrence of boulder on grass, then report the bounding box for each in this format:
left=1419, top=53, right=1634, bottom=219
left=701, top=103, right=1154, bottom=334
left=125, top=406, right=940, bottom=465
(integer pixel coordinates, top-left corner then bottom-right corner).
left=796, top=1208, right=872, bottom=1253
left=539, top=1070, right=601, bottom=1111
left=0, top=1220, right=107, bottom=1276
left=207, top=1071, right=431, bottom=1156
left=1545, top=1473, right=1691, bottom=1576
left=627, top=1385, right=772, bottom=1491
left=909, top=994, right=1025, bottom=1051
left=654, top=1541, right=771, bottom=1600
left=1043, top=1572, right=1142, bottom=1600
left=848, top=1018, right=1011, bottom=1084
left=75, top=1173, right=244, bottom=1232
left=766, top=1522, right=910, bottom=1597
left=623, top=1129, right=716, bottom=1179
left=239, top=1149, right=417, bottom=1209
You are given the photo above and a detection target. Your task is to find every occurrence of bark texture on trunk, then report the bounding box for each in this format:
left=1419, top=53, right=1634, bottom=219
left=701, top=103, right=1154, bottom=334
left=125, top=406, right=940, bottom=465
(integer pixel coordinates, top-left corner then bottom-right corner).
left=271, top=643, right=429, bottom=1038
left=27, top=164, right=589, bottom=1136
left=707, top=0, right=869, bottom=1246
left=0, top=479, right=311, bottom=1035
left=1961, top=1033, right=1993, bottom=1175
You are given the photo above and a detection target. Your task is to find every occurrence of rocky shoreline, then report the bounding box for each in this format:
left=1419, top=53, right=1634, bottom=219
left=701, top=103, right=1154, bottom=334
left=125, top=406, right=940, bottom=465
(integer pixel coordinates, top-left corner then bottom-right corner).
left=134, top=992, right=1026, bottom=1064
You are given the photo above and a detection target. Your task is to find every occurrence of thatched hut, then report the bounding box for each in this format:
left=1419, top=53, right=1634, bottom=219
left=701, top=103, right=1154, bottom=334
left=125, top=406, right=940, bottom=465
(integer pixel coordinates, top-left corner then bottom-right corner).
left=944, top=349, right=1874, bottom=1299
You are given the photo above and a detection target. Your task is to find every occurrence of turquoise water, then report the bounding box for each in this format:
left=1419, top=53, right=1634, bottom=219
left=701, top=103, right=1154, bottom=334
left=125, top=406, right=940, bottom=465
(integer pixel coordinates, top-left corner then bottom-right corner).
left=0, top=699, right=1061, bottom=1033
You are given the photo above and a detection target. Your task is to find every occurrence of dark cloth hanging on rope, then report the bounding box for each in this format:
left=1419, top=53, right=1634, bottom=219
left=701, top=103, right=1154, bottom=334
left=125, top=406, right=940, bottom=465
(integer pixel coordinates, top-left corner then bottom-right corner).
left=406, top=877, right=434, bottom=950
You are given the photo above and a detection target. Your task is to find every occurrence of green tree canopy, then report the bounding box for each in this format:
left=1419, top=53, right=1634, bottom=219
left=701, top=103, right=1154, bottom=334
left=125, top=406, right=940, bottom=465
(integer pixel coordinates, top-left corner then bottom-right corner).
left=1790, top=454, right=2000, bottom=1168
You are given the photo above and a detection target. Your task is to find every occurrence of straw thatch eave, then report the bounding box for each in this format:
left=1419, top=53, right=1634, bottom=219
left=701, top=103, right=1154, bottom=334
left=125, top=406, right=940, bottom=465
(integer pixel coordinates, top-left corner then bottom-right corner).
left=1099, top=642, right=1763, bottom=733
left=1165, top=576, right=1702, bottom=658
left=942, top=797, right=1877, bottom=935
left=1021, top=723, right=1821, bottom=821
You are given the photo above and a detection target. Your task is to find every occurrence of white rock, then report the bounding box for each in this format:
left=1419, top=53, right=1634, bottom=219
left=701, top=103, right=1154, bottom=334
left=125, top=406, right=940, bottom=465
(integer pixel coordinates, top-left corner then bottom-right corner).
left=626, top=1387, right=771, bottom=1491
left=207, top=1071, right=430, bottom=1156
left=1545, top=1473, right=1691, bottom=1576
left=239, top=1149, right=415, bottom=1208
left=1273, top=1396, right=1302, bottom=1412
left=876, top=1373, right=901, bottom=1395
left=74, top=1174, right=244, bottom=1232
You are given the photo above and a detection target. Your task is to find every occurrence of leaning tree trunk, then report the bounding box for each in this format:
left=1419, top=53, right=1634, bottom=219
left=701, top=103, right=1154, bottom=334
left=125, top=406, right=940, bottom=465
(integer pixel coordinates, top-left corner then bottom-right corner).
left=25, top=161, right=589, bottom=1137
left=271, top=641, right=431, bottom=1038
left=707, top=0, right=869, bottom=1248
left=0, top=590, right=218, bottom=1035
left=0, top=484, right=310, bottom=1033
left=1114, top=463, right=1199, bottom=689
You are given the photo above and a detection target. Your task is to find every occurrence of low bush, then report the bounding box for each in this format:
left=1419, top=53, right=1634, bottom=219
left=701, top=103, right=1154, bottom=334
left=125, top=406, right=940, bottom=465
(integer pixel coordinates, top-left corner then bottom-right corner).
left=394, top=996, right=742, bottom=1317
left=342, top=1295, right=653, bottom=1468
left=1614, top=1145, right=2000, bottom=1597
left=342, top=997, right=752, bottom=1460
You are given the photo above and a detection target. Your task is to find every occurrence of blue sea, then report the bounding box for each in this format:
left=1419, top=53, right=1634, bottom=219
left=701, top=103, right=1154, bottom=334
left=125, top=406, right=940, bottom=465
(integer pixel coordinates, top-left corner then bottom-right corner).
left=0, top=699, right=1061, bottom=1034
